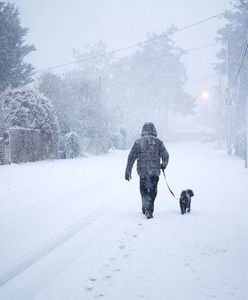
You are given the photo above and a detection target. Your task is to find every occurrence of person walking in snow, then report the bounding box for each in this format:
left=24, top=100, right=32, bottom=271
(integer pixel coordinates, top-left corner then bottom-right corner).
left=125, top=122, right=169, bottom=219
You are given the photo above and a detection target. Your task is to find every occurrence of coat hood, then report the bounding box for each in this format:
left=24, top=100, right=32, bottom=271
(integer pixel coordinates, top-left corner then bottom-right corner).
left=141, top=122, right=157, bottom=137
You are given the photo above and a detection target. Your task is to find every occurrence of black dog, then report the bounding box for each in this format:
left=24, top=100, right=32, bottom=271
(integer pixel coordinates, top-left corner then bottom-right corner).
left=179, top=189, right=194, bottom=214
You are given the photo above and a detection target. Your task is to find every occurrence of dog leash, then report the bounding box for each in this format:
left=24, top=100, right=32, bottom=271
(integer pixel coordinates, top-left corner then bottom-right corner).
left=162, top=170, right=178, bottom=200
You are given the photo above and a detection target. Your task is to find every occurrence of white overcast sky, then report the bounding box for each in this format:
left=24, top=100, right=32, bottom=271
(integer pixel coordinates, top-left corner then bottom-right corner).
left=14, top=0, right=232, bottom=97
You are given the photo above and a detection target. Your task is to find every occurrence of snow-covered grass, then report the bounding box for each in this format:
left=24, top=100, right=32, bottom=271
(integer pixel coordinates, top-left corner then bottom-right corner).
left=0, top=142, right=247, bottom=300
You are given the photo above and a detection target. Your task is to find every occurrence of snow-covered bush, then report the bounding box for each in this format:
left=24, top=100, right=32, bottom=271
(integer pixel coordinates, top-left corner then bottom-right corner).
left=64, top=132, right=81, bottom=159
left=1, top=87, right=59, bottom=159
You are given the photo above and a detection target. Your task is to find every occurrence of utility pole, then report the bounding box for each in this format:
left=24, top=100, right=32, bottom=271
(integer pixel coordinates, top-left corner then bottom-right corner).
left=226, top=40, right=232, bottom=154
left=226, top=89, right=232, bottom=154
left=217, top=73, right=222, bottom=148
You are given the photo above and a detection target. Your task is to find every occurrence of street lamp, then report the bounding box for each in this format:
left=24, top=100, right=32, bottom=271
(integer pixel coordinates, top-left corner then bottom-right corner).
left=201, top=91, right=210, bottom=101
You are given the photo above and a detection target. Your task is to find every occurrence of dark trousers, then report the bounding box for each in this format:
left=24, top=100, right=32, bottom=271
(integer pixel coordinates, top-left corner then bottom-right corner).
left=140, top=175, right=159, bottom=214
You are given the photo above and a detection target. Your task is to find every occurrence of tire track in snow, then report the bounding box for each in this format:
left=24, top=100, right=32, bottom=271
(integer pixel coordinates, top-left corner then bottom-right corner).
left=0, top=208, right=104, bottom=287
left=0, top=158, right=121, bottom=225
left=0, top=150, right=132, bottom=290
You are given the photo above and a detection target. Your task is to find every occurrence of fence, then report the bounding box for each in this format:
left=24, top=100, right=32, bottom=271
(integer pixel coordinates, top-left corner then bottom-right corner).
left=9, top=128, right=43, bottom=163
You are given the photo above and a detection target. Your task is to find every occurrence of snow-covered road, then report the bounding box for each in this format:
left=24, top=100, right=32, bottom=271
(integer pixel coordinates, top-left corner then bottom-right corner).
left=0, top=142, right=247, bottom=300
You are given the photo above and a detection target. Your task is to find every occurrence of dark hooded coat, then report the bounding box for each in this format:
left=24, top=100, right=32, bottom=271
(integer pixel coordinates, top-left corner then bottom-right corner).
left=125, top=123, right=169, bottom=178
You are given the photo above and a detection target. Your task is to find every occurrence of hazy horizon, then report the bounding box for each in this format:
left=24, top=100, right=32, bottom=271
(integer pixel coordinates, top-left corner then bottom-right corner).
left=15, top=0, right=231, bottom=98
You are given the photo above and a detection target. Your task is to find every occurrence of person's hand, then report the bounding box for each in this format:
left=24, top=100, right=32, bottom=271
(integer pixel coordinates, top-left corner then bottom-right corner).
left=161, top=163, right=166, bottom=172
left=125, top=171, right=131, bottom=181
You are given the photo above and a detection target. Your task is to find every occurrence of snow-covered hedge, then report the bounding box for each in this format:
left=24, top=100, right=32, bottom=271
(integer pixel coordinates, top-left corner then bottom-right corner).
left=2, top=87, right=58, bottom=135
left=1, top=87, right=59, bottom=160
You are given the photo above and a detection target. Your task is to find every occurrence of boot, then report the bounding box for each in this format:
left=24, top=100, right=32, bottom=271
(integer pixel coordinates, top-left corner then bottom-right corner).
left=145, top=211, right=153, bottom=219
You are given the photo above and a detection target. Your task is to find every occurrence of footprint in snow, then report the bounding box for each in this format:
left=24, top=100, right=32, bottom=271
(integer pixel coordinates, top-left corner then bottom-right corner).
left=104, top=275, right=112, bottom=280
left=109, top=257, right=115, bottom=261
left=86, top=285, right=94, bottom=292
left=94, top=294, right=105, bottom=298
left=203, top=286, right=213, bottom=291
left=184, top=263, right=190, bottom=267
left=205, top=294, right=216, bottom=299
left=119, top=244, right=125, bottom=249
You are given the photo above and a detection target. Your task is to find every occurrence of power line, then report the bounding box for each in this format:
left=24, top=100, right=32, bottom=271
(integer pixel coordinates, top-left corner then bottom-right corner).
left=115, top=43, right=219, bottom=66
left=34, top=4, right=246, bottom=74
left=229, top=18, right=248, bottom=88
left=229, top=40, right=248, bottom=88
